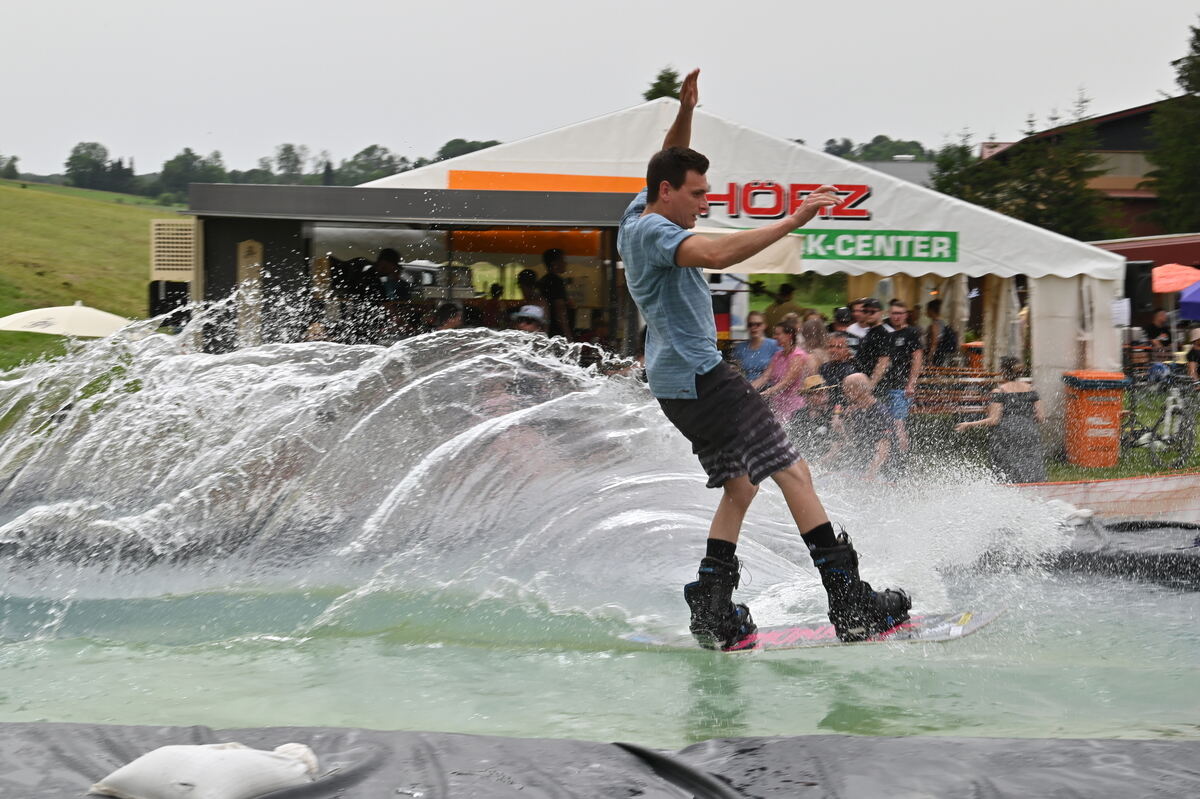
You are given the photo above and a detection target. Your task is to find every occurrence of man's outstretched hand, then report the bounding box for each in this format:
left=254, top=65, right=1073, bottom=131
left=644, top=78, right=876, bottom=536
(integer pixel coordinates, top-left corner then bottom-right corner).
left=790, top=185, right=840, bottom=228
left=679, top=68, right=699, bottom=111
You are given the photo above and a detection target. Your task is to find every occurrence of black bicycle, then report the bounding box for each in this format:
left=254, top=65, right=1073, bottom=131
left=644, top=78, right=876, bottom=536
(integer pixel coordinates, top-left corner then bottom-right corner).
left=1120, top=374, right=1198, bottom=469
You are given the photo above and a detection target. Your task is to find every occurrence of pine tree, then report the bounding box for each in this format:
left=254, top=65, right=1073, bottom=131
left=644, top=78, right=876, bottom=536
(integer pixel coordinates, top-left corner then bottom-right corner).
left=1, top=156, right=18, bottom=180
left=1146, top=20, right=1200, bottom=233
left=643, top=67, right=681, bottom=101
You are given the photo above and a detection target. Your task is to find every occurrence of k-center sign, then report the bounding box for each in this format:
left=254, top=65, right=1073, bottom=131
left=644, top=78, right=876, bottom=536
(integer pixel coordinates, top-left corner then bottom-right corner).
left=704, top=181, right=958, bottom=263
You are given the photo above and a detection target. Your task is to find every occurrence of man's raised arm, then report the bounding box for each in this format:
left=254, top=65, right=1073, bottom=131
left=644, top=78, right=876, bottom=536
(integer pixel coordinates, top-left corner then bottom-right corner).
left=675, top=186, right=839, bottom=270
left=662, top=69, right=699, bottom=151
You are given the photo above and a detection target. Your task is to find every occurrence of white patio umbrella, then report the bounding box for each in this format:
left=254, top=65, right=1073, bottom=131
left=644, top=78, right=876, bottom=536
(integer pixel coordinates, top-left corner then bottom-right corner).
left=0, top=301, right=131, bottom=338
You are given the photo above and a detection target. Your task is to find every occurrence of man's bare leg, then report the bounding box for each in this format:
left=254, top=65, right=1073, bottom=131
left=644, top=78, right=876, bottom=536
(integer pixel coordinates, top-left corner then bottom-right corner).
left=770, top=460, right=830, bottom=535
left=685, top=474, right=759, bottom=648
left=771, top=458, right=910, bottom=641
left=707, top=474, right=759, bottom=543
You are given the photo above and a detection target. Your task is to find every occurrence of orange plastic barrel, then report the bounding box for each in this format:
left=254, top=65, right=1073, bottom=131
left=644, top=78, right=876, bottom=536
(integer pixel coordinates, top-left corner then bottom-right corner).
left=1062, top=370, right=1128, bottom=467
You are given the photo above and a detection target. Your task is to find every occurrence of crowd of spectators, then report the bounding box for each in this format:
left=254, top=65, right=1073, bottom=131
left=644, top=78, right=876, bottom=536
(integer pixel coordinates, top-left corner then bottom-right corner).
left=728, top=293, right=1044, bottom=480
left=309, top=247, right=606, bottom=345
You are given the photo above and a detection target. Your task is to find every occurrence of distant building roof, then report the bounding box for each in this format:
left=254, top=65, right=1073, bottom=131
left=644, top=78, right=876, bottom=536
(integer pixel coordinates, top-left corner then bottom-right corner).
left=858, top=160, right=936, bottom=186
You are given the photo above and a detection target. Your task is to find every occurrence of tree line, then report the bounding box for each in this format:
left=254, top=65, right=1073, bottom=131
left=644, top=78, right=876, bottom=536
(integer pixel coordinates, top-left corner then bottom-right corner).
left=643, top=18, right=1200, bottom=241
left=3, top=138, right=501, bottom=205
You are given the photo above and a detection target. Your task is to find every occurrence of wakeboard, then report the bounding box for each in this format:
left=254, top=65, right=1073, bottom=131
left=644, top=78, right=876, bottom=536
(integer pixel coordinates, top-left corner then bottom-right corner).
left=624, top=610, right=1003, bottom=653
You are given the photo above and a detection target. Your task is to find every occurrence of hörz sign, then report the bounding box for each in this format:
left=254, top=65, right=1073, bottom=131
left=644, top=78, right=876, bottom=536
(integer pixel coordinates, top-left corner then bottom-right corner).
left=705, top=182, right=871, bottom=220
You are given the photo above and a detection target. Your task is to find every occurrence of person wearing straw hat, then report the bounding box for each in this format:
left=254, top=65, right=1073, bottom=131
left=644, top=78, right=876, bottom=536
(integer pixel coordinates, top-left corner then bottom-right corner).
left=616, top=68, right=908, bottom=649
left=791, top=374, right=838, bottom=457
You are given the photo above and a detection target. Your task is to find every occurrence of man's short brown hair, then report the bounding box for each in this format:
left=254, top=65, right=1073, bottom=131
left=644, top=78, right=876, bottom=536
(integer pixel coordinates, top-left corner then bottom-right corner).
left=647, top=146, right=710, bottom=203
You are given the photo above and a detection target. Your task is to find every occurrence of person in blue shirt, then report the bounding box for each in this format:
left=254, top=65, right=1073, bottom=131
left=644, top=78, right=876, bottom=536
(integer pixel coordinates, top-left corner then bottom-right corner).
left=730, top=311, right=780, bottom=382
left=617, top=69, right=909, bottom=649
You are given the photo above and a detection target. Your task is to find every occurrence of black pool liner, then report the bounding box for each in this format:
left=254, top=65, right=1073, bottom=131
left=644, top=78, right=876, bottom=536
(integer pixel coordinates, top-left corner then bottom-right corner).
left=4, top=721, right=1199, bottom=798
left=1053, top=520, right=1200, bottom=588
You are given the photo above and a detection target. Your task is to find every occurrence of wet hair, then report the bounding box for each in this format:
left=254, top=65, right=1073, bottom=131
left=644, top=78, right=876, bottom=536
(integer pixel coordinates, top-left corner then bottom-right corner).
left=435, top=302, right=461, bottom=325
left=517, top=269, right=538, bottom=285
left=774, top=322, right=798, bottom=347
left=542, top=248, right=565, bottom=268
left=926, top=298, right=942, bottom=315
left=828, top=331, right=851, bottom=344
left=999, top=356, right=1023, bottom=382
left=377, top=248, right=400, bottom=265
left=646, top=146, right=710, bottom=203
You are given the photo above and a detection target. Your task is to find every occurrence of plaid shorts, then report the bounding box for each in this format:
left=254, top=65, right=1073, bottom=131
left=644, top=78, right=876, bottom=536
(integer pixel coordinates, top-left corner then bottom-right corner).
left=658, top=361, right=801, bottom=488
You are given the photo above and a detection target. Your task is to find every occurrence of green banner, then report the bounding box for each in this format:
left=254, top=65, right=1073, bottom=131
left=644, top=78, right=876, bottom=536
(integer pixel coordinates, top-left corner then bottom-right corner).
left=800, top=229, right=958, bottom=261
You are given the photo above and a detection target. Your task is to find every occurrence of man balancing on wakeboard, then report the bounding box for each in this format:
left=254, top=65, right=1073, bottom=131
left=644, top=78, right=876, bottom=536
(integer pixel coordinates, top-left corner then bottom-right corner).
left=617, top=68, right=910, bottom=649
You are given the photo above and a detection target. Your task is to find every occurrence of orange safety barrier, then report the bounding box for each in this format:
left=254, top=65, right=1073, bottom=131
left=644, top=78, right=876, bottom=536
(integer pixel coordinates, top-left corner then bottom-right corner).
left=1062, top=370, right=1128, bottom=468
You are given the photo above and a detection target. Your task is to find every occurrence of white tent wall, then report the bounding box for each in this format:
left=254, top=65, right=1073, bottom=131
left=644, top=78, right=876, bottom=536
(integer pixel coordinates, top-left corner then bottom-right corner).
left=365, top=98, right=1126, bottom=410
left=1029, top=276, right=1122, bottom=418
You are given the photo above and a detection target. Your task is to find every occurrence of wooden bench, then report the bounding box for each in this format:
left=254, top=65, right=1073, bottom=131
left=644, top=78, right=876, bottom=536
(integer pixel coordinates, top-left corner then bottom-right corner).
left=913, top=366, right=1001, bottom=415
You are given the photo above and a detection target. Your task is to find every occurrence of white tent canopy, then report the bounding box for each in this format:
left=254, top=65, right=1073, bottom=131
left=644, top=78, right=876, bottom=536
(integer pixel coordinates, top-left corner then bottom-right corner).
left=365, top=99, right=1126, bottom=413
left=365, top=98, right=1123, bottom=282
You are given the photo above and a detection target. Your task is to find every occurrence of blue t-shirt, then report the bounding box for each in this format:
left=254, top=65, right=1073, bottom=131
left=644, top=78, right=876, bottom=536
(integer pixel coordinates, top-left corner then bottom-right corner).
left=617, top=189, right=722, bottom=399
left=731, top=338, right=781, bottom=382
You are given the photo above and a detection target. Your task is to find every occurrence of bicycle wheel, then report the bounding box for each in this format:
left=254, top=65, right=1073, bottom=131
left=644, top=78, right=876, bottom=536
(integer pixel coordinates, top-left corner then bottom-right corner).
left=1120, top=384, right=1156, bottom=453
left=1148, top=401, right=1197, bottom=469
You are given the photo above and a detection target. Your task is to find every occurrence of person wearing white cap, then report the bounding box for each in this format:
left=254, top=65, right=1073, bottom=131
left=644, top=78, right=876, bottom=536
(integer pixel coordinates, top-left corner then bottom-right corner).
left=513, top=305, right=546, bottom=334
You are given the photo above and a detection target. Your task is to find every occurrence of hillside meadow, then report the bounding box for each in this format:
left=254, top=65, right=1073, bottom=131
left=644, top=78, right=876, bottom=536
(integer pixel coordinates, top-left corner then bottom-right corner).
left=0, top=179, right=172, bottom=369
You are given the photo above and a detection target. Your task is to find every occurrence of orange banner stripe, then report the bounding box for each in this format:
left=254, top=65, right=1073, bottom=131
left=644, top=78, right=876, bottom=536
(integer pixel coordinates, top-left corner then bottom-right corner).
left=448, top=169, right=644, bottom=193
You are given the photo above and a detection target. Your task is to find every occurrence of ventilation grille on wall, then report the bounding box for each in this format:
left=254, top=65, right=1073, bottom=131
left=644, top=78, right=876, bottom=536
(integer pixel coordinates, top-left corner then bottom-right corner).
left=150, top=218, right=199, bottom=281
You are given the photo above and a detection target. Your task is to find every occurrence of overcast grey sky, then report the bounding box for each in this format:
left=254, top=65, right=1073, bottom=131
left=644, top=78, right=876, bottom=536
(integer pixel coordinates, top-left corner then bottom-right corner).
left=2, top=0, right=1196, bottom=175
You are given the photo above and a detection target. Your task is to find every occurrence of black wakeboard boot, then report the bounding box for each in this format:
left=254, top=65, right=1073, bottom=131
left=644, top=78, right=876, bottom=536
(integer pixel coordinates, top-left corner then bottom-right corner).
left=683, top=555, right=757, bottom=650
left=810, top=532, right=911, bottom=642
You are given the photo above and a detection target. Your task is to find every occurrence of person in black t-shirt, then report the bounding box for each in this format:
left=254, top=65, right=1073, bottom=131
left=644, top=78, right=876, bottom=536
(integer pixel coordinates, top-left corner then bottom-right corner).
left=538, top=248, right=573, bottom=340
left=854, top=298, right=889, bottom=379
left=1143, top=309, right=1174, bottom=351
left=876, top=300, right=924, bottom=455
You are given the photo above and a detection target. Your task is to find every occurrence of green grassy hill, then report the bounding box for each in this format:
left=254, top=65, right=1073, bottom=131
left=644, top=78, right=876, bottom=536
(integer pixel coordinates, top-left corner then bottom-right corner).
left=0, top=179, right=173, bottom=369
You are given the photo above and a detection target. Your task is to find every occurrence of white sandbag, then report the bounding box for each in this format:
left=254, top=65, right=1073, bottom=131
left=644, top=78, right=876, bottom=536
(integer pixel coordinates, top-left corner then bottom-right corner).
left=89, top=741, right=317, bottom=799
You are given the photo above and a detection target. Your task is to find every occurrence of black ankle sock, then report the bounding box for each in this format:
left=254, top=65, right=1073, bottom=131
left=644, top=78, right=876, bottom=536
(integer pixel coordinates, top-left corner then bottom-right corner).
left=802, top=522, right=837, bottom=550
left=705, top=538, right=737, bottom=562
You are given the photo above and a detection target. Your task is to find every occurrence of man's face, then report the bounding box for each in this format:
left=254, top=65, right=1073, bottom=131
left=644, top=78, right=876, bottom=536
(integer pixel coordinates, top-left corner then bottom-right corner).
left=659, top=170, right=710, bottom=229
left=516, top=319, right=542, bottom=333
left=862, top=306, right=882, bottom=327
left=827, top=337, right=851, bottom=362
left=851, top=303, right=865, bottom=323
left=888, top=307, right=908, bottom=329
